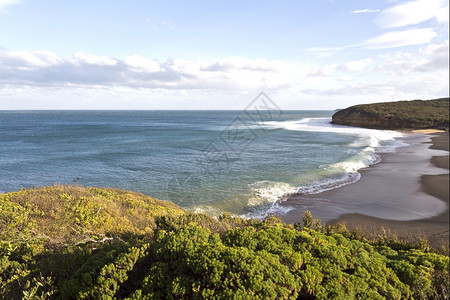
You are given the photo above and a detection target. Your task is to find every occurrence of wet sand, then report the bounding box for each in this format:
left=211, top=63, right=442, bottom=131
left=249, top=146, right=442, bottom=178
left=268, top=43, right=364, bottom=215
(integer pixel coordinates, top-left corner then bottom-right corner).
left=281, top=132, right=449, bottom=248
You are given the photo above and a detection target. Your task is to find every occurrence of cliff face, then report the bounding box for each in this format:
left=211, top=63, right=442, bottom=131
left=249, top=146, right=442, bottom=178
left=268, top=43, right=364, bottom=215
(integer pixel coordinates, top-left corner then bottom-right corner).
left=332, top=109, right=413, bottom=129
left=331, top=98, right=449, bottom=130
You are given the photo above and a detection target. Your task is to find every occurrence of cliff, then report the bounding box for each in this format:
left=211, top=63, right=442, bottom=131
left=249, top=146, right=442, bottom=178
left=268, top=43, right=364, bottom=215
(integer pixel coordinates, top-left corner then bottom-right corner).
left=332, top=98, right=449, bottom=130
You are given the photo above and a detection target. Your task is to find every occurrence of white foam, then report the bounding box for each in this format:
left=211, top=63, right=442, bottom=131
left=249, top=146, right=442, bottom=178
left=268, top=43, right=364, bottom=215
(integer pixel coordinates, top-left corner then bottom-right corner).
left=296, top=172, right=361, bottom=195
left=376, top=138, right=409, bottom=153
left=294, top=147, right=380, bottom=196
left=264, top=117, right=402, bottom=137
left=237, top=181, right=297, bottom=220
left=255, top=117, right=407, bottom=198
left=248, top=181, right=297, bottom=206
left=188, top=181, right=297, bottom=221
left=189, top=205, right=223, bottom=216
left=243, top=203, right=295, bottom=220
left=264, top=117, right=404, bottom=148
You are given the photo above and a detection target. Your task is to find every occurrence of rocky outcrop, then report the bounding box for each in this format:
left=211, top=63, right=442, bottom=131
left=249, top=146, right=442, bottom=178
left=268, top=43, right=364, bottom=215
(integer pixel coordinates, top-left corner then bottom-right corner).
left=331, top=98, right=449, bottom=130
left=332, top=108, right=413, bottom=129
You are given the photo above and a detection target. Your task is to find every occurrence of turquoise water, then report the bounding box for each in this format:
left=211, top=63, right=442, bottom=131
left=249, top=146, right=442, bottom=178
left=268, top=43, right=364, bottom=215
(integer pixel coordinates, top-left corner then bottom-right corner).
left=0, top=110, right=404, bottom=218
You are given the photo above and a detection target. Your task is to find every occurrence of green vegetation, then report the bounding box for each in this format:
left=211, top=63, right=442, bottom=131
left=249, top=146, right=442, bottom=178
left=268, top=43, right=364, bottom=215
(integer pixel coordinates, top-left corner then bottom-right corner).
left=332, top=98, right=449, bottom=130
left=1, top=186, right=449, bottom=299
left=0, top=185, right=185, bottom=244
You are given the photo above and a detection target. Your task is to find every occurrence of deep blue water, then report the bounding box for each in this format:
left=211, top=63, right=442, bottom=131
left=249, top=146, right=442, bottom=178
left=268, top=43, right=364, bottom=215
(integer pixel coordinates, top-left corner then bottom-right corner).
left=0, top=110, right=403, bottom=218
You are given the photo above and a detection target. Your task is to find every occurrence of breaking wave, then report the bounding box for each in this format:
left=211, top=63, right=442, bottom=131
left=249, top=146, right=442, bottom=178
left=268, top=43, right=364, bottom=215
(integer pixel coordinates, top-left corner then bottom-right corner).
left=241, top=117, right=405, bottom=220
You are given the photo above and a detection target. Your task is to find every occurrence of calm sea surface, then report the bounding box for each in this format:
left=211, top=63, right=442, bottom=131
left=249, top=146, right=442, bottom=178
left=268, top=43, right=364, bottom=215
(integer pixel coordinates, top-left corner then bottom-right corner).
left=0, top=110, right=404, bottom=218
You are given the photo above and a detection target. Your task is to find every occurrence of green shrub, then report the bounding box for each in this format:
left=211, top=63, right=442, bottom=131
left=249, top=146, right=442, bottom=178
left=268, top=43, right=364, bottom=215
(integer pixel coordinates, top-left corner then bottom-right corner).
left=1, top=187, right=449, bottom=299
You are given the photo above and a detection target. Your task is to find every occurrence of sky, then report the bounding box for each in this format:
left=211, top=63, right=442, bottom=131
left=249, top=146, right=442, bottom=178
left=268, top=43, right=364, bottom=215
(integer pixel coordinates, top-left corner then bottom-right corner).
left=0, top=0, right=448, bottom=110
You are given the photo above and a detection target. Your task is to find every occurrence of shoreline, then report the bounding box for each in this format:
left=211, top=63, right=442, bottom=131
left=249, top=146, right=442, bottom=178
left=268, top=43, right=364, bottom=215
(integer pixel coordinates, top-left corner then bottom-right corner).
left=281, top=132, right=449, bottom=248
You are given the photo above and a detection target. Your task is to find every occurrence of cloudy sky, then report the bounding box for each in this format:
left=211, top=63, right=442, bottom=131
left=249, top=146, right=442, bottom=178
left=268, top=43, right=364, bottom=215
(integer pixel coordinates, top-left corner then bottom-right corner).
left=0, top=0, right=448, bottom=110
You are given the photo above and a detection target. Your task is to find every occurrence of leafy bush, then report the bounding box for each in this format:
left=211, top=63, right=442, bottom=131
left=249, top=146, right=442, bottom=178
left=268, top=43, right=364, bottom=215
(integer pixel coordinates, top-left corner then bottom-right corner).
left=60, top=242, right=149, bottom=299
left=1, top=186, right=449, bottom=299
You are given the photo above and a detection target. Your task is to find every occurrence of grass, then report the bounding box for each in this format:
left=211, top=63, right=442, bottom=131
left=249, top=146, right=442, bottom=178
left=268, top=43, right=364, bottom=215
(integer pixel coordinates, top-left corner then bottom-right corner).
left=0, top=185, right=185, bottom=245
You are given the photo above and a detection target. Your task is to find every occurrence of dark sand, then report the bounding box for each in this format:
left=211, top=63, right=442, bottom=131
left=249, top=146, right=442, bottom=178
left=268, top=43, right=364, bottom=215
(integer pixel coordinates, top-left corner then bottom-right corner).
left=281, top=132, right=449, bottom=248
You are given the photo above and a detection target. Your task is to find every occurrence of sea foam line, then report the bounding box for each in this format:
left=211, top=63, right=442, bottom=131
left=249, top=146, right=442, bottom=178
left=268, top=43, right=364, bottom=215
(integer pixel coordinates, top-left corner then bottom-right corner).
left=241, top=117, right=406, bottom=219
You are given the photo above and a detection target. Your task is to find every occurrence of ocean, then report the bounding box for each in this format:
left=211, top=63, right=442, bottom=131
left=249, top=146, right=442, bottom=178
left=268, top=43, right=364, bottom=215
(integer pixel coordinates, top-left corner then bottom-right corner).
left=0, top=110, right=405, bottom=219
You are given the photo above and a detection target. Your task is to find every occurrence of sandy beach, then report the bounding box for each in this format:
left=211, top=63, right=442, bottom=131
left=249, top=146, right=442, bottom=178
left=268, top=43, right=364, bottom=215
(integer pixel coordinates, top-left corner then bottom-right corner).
left=281, top=132, right=449, bottom=248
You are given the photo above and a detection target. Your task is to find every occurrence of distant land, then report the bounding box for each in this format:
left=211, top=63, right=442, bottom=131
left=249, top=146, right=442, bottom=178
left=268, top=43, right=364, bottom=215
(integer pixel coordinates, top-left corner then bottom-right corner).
left=332, top=98, right=449, bottom=130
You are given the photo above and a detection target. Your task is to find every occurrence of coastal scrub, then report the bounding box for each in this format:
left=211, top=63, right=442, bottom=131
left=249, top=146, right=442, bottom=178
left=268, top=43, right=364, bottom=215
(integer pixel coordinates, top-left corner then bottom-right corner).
left=0, top=186, right=449, bottom=299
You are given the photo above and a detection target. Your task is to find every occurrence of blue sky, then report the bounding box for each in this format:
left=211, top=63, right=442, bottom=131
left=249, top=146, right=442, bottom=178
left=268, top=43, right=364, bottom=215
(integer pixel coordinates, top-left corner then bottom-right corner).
left=0, top=0, right=448, bottom=109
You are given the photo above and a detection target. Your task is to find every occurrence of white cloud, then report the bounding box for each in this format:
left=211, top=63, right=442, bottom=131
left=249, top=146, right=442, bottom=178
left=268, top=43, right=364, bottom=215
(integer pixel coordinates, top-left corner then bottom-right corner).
left=124, top=55, right=160, bottom=73
left=341, top=58, right=373, bottom=72
left=302, top=45, right=358, bottom=58
left=201, top=57, right=285, bottom=72
left=70, top=53, right=117, bottom=66
left=337, top=75, right=354, bottom=81
left=301, top=73, right=448, bottom=102
left=351, top=9, right=380, bottom=14
left=0, top=49, right=62, bottom=69
left=307, top=0, right=447, bottom=56
left=377, top=0, right=448, bottom=28
left=363, top=28, right=436, bottom=49
left=309, top=64, right=339, bottom=77
left=375, top=40, right=449, bottom=74
left=0, top=0, right=19, bottom=12
left=301, top=42, right=449, bottom=102
left=305, top=28, right=437, bottom=53
left=0, top=47, right=447, bottom=109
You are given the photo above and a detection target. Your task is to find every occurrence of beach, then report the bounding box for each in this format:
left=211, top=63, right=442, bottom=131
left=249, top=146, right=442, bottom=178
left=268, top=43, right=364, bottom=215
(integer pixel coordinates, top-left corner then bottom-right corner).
left=281, top=131, right=449, bottom=248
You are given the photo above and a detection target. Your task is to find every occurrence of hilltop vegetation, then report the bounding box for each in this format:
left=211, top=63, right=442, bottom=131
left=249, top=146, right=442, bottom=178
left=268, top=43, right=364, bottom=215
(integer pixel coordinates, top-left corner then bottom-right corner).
left=0, top=185, right=185, bottom=244
left=332, top=98, right=449, bottom=130
left=1, top=186, right=449, bottom=299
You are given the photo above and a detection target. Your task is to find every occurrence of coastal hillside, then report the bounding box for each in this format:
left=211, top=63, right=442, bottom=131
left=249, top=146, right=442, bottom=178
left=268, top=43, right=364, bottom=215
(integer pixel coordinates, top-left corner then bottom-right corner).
left=1, top=185, right=449, bottom=299
left=0, top=185, right=185, bottom=244
left=332, top=98, right=449, bottom=130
